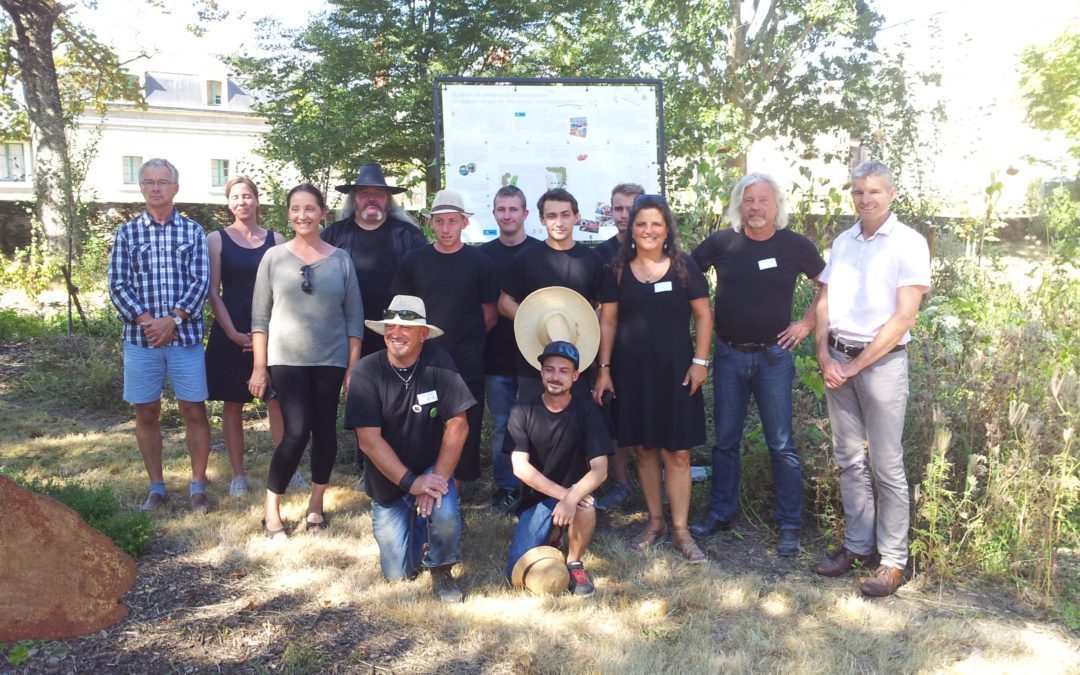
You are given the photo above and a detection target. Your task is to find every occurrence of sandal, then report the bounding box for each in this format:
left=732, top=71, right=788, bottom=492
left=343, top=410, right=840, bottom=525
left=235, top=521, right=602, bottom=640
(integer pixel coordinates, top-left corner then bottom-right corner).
left=305, top=511, right=328, bottom=533
left=672, top=527, right=707, bottom=564
left=630, top=517, right=667, bottom=551
left=261, top=519, right=287, bottom=541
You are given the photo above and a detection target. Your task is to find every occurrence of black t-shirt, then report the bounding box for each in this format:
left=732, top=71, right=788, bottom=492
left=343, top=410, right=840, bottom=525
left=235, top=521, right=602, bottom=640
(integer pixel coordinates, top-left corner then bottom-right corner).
left=349, top=224, right=400, bottom=357
left=391, top=244, right=498, bottom=381
left=343, top=346, right=477, bottom=505
left=503, top=242, right=603, bottom=377
left=691, top=228, right=825, bottom=343
left=478, top=236, right=541, bottom=376
left=505, top=391, right=612, bottom=512
left=594, top=235, right=622, bottom=268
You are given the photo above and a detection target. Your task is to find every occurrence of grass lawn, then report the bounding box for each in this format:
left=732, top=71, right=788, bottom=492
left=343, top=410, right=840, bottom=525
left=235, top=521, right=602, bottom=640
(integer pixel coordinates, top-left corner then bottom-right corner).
left=1, top=379, right=1078, bottom=673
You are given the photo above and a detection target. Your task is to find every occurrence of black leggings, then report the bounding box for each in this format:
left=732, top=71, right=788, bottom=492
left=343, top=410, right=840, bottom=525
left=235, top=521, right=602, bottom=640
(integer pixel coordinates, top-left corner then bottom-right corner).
left=266, top=365, right=344, bottom=494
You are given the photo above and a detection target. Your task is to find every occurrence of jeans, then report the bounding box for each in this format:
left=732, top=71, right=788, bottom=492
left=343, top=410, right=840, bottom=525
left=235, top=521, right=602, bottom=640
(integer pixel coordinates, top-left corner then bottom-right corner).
left=485, top=374, right=520, bottom=490
left=370, top=470, right=462, bottom=580
left=505, top=497, right=558, bottom=579
left=707, top=340, right=802, bottom=530
left=824, top=347, right=910, bottom=569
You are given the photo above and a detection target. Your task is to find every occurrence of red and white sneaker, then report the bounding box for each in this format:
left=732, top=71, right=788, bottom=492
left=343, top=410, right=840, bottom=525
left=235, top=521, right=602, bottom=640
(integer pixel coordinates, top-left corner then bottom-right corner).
left=567, top=561, right=595, bottom=597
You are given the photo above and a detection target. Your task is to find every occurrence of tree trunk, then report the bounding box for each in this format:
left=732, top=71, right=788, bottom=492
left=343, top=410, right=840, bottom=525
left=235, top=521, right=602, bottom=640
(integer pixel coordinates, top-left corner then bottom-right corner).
left=0, top=0, right=74, bottom=254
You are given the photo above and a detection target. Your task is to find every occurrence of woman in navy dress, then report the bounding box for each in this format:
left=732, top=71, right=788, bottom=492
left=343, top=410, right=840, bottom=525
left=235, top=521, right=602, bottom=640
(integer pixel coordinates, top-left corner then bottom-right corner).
left=594, top=195, right=713, bottom=562
left=205, top=177, right=284, bottom=497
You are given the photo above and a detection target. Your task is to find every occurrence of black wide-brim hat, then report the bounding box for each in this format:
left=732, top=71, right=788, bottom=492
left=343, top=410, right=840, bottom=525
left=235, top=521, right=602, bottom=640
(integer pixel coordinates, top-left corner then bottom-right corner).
left=335, top=163, right=407, bottom=195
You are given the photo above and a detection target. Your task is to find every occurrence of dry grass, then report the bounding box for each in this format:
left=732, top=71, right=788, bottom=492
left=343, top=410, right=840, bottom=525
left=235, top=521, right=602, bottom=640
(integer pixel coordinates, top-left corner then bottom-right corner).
left=2, top=399, right=1078, bottom=674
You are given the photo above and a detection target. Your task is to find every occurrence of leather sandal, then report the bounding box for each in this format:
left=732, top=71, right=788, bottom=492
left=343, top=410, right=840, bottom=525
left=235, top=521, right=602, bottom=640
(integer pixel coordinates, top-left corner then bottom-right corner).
left=672, top=527, right=707, bottom=564
left=630, top=517, right=666, bottom=551
left=305, top=511, right=328, bottom=533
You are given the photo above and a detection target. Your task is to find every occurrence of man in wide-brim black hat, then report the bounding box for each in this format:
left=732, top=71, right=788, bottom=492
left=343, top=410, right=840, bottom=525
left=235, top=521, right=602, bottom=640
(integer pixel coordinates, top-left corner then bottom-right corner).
left=322, top=163, right=429, bottom=490
left=321, top=163, right=427, bottom=360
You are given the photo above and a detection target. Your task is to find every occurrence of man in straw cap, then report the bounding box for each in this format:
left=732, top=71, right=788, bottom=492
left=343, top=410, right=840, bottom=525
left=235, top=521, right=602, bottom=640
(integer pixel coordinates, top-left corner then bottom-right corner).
left=392, top=189, right=498, bottom=493
left=343, top=295, right=476, bottom=603
left=504, top=287, right=610, bottom=597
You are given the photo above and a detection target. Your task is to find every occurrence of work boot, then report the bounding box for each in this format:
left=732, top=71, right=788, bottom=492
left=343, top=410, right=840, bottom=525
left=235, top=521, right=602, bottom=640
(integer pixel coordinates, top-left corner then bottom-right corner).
left=431, top=566, right=463, bottom=603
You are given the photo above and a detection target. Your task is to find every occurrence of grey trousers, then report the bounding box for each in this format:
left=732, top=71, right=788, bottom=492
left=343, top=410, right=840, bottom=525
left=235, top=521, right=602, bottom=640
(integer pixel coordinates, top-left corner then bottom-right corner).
left=824, top=347, right=910, bottom=569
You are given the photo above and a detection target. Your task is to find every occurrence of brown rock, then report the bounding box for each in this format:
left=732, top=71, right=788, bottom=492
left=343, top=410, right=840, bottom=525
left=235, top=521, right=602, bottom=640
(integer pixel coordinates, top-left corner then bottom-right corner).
left=0, top=476, right=137, bottom=641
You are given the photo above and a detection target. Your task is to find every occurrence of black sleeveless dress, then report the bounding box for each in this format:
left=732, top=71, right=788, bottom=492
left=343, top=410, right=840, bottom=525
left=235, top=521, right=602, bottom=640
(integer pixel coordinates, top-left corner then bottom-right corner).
left=205, top=229, right=276, bottom=402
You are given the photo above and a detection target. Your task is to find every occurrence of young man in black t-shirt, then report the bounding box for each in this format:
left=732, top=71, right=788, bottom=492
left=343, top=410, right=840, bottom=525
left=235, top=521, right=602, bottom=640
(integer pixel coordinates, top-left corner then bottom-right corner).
left=392, top=190, right=498, bottom=491
left=498, top=188, right=603, bottom=401
left=344, top=295, right=476, bottom=603
left=505, top=341, right=610, bottom=597
left=479, top=186, right=541, bottom=514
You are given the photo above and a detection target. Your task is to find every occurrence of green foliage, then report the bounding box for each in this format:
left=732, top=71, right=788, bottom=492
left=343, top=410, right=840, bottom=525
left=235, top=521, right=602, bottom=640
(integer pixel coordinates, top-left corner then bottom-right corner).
left=12, top=475, right=153, bottom=557
left=1037, top=185, right=1080, bottom=267
left=0, top=227, right=62, bottom=305
left=282, top=643, right=323, bottom=675
left=4, top=643, right=30, bottom=666
left=229, top=0, right=597, bottom=193
left=10, top=328, right=127, bottom=415
left=1020, top=26, right=1080, bottom=160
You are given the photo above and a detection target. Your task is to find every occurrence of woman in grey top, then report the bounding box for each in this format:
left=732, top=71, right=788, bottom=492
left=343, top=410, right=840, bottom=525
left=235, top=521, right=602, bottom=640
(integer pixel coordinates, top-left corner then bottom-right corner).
left=249, top=184, right=363, bottom=538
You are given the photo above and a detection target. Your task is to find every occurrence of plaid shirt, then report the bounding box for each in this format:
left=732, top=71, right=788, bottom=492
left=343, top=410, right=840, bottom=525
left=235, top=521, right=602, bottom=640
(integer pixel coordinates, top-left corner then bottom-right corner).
left=108, top=209, right=209, bottom=347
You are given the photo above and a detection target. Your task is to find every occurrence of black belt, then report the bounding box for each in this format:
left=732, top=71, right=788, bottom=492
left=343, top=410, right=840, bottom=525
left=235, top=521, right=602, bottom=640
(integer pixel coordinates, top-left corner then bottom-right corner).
left=829, top=334, right=905, bottom=359
left=722, top=338, right=777, bottom=353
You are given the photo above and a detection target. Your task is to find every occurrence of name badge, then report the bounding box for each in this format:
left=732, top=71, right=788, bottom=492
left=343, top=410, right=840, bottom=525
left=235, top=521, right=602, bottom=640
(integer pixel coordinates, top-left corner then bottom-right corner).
left=654, top=281, right=673, bottom=293
left=417, top=390, right=439, bottom=405
left=758, top=258, right=777, bottom=270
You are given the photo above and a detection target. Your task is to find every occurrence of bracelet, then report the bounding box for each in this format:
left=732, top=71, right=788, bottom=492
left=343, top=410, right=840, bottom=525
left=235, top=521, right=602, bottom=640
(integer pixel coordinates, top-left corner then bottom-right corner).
left=597, top=363, right=611, bottom=368
left=691, top=358, right=710, bottom=367
left=398, top=469, right=417, bottom=492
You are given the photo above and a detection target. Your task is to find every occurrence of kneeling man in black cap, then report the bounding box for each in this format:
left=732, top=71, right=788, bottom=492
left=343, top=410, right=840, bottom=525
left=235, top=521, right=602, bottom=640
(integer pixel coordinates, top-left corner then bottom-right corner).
left=344, top=295, right=476, bottom=603
left=505, top=341, right=610, bottom=597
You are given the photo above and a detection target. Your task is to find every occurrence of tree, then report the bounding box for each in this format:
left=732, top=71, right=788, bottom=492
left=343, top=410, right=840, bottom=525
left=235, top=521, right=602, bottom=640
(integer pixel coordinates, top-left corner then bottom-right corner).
left=1020, top=26, right=1080, bottom=162
left=229, top=0, right=597, bottom=195
left=633, top=0, right=903, bottom=180
left=0, top=0, right=142, bottom=251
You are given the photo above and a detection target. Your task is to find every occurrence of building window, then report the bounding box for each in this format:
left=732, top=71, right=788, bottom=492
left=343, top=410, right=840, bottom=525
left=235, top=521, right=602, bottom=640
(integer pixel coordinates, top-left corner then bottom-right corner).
left=0, top=143, right=25, bottom=182
left=207, top=80, right=222, bottom=105
left=122, top=155, right=142, bottom=184
left=211, top=159, right=229, bottom=187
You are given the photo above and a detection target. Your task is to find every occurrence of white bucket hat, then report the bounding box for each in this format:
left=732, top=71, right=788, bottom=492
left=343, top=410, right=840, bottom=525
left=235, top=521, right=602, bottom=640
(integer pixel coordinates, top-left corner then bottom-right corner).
left=424, top=189, right=473, bottom=217
left=364, top=295, right=445, bottom=338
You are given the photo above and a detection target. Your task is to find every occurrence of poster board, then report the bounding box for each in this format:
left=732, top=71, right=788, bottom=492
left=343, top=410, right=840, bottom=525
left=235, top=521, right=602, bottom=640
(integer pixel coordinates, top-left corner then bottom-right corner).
left=435, top=78, right=664, bottom=244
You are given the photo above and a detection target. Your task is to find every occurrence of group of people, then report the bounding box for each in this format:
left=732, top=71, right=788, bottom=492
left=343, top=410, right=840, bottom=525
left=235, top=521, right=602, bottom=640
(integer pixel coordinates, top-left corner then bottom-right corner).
left=107, top=156, right=929, bottom=603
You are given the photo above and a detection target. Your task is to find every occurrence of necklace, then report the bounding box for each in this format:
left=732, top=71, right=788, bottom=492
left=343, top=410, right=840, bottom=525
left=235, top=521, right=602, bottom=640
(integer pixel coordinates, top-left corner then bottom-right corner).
left=391, top=361, right=418, bottom=389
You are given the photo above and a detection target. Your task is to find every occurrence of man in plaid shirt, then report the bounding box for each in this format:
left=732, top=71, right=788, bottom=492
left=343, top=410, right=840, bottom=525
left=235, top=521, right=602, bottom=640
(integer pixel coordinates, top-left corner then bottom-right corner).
left=108, top=158, right=213, bottom=513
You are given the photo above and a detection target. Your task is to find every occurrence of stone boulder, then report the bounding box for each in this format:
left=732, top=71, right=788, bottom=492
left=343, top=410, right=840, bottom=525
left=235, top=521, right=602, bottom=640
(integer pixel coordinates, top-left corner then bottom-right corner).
left=0, top=476, right=137, bottom=641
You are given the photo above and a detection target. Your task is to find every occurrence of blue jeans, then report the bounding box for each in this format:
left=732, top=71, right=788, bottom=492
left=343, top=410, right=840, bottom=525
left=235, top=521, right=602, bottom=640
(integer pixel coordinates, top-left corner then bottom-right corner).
left=506, top=497, right=558, bottom=579
left=707, top=340, right=802, bottom=530
left=485, top=375, right=520, bottom=490
left=370, top=471, right=462, bottom=580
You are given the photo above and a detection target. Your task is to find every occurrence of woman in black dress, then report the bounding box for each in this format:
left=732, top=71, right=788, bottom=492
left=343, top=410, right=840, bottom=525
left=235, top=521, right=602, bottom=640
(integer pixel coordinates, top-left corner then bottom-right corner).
left=594, top=195, right=713, bottom=562
left=205, top=177, right=284, bottom=497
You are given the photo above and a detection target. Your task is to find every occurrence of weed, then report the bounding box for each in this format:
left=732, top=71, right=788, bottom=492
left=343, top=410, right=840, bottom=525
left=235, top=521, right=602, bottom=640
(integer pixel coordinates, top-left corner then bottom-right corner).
left=282, top=643, right=323, bottom=675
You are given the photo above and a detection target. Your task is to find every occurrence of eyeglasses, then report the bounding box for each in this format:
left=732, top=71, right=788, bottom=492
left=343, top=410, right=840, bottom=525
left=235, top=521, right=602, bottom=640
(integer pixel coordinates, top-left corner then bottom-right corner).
left=634, top=194, right=667, bottom=206
left=140, top=180, right=174, bottom=188
left=382, top=308, right=425, bottom=321
left=300, top=265, right=312, bottom=294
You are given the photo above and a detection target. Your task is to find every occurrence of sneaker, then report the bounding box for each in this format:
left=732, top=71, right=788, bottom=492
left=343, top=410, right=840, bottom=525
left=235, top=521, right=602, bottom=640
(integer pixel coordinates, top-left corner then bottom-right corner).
left=566, top=561, right=595, bottom=597
left=594, top=482, right=631, bottom=512
left=229, top=475, right=249, bottom=498
left=431, top=566, right=463, bottom=603
left=859, top=564, right=905, bottom=597
left=487, top=488, right=519, bottom=516
left=290, top=472, right=309, bottom=489
left=189, top=491, right=209, bottom=514
left=777, top=529, right=800, bottom=557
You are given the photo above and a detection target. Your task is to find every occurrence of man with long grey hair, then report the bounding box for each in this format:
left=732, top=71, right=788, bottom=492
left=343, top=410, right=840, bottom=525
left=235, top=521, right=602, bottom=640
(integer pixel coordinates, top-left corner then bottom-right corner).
left=690, top=172, right=825, bottom=557
left=813, top=161, right=930, bottom=596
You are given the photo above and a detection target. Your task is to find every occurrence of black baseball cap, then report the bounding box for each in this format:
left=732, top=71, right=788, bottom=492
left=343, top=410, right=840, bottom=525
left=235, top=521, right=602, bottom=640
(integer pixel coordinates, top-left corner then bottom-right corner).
left=537, top=341, right=580, bottom=369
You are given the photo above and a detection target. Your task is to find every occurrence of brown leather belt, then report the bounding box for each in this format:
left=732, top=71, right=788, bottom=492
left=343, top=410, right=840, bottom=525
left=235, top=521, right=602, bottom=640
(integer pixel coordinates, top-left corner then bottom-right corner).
left=829, top=334, right=905, bottom=359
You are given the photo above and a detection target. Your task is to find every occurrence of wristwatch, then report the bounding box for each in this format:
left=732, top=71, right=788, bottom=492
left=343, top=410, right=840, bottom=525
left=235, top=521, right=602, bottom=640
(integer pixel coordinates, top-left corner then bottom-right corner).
left=691, top=357, right=710, bottom=368
left=171, top=313, right=183, bottom=327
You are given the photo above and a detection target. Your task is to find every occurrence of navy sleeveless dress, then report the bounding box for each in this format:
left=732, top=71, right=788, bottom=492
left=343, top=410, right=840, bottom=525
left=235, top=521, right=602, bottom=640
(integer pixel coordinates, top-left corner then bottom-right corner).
left=205, top=229, right=276, bottom=402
